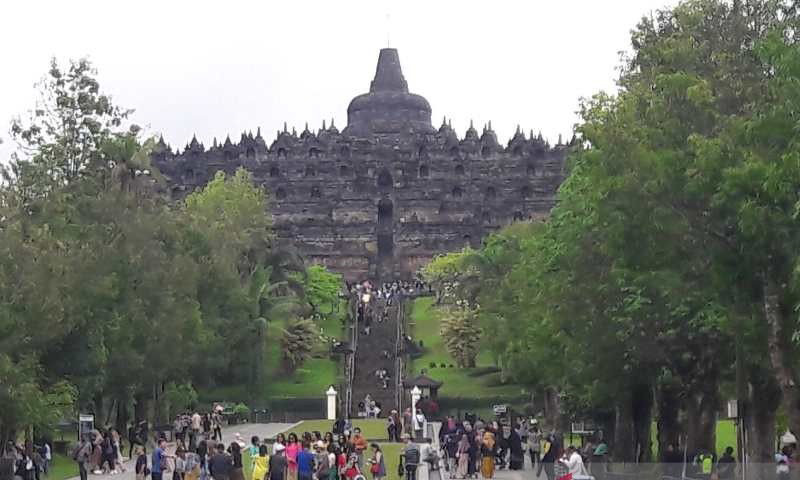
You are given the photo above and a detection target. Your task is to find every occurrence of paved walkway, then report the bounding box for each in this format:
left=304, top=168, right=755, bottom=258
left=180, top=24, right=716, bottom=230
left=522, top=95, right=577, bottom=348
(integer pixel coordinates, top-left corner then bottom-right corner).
left=71, top=422, right=537, bottom=480
left=67, top=423, right=296, bottom=480
left=427, top=422, right=534, bottom=480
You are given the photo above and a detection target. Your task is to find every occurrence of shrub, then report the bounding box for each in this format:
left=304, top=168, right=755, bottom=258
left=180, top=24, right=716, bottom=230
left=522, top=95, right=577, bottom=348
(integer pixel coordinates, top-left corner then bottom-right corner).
left=233, top=403, right=251, bottom=416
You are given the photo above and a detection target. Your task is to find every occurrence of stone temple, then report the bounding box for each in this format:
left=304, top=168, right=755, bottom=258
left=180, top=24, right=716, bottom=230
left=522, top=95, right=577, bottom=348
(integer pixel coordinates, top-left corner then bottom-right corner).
left=153, top=48, right=570, bottom=281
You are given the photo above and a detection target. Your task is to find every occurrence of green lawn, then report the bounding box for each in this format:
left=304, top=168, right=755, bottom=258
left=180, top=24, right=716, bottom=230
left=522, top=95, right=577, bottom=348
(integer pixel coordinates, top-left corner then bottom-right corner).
left=715, top=419, right=737, bottom=455
left=260, top=305, right=345, bottom=398
left=409, top=297, right=525, bottom=398
left=49, top=453, right=78, bottom=480
left=380, top=443, right=403, bottom=480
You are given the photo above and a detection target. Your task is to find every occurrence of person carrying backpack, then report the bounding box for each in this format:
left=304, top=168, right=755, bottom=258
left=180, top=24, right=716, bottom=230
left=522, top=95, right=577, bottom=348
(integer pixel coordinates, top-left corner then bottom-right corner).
left=399, top=435, right=420, bottom=480
left=73, top=437, right=93, bottom=480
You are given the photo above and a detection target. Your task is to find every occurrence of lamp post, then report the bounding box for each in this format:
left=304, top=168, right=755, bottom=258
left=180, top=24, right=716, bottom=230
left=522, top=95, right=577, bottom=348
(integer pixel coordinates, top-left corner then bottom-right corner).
left=411, top=385, right=422, bottom=437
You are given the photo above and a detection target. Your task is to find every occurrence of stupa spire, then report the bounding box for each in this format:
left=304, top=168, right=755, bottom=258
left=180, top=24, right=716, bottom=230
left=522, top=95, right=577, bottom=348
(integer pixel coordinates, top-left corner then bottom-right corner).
left=370, top=48, right=408, bottom=93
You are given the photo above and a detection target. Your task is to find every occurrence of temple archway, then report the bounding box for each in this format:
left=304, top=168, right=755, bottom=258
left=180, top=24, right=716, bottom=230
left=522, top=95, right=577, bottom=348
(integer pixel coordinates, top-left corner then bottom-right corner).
left=377, top=168, right=393, bottom=190
left=378, top=198, right=393, bottom=229
left=377, top=198, right=395, bottom=279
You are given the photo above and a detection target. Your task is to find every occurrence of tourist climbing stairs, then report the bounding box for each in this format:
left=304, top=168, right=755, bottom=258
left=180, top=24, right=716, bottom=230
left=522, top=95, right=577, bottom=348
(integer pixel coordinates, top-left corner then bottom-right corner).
left=350, top=296, right=401, bottom=417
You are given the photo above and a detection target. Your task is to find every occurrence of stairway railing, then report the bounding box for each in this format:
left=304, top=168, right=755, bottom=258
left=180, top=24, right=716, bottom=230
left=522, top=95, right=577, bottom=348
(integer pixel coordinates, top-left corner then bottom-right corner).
left=394, top=294, right=406, bottom=412
left=345, top=294, right=358, bottom=418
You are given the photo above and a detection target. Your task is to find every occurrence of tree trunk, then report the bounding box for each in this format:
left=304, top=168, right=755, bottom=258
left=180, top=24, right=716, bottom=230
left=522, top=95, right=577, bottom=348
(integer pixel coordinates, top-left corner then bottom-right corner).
left=632, top=383, right=654, bottom=462
left=614, top=395, right=636, bottom=462
left=93, top=392, right=106, bottom=429
left=134, top=392, right=148, bottom=425
left=116, top=397, right=129, bottom=435
left=105, top=399, right=117, bottom=428
left=685, top=390, right=717, bottom=455
left=544, top=387, right=562, bottom=431
left=744, top=365, right=781, bottom=480
left=657, top=382, right=681, bottom=461
left=763, top=274, right=800, bottom=436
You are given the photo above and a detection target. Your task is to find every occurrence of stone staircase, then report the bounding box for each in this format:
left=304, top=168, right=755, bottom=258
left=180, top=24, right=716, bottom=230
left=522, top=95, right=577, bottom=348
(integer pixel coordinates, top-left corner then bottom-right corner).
left=350, top=296, right=401, bottom=417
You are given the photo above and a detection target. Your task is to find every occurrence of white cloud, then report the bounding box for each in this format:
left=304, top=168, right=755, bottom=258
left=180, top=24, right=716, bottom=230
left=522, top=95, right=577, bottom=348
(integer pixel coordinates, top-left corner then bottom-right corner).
left=0, top=0, right=677, bottom=160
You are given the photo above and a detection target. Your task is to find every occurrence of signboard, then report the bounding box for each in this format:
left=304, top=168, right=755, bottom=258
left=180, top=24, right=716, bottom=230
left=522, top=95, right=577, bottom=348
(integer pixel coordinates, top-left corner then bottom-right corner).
left=726, top=399, right=738, bottom=419
left=79, top=414, right=94, bottom=441
left=493, top=404, right=508, bottom=415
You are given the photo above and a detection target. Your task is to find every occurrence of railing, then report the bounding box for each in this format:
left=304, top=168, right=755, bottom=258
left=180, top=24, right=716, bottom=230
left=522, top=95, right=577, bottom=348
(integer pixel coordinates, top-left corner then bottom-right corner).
left=344, top=294, right=358, bottom=418
left=394, top=294, right=406, bottom=412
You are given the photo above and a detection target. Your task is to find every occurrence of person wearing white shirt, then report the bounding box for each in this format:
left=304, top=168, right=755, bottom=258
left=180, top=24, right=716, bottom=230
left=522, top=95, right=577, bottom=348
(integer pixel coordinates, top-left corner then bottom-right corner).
left=560, top=446, right=593, bottom=480
left=413, top=412, right=427, bottom=440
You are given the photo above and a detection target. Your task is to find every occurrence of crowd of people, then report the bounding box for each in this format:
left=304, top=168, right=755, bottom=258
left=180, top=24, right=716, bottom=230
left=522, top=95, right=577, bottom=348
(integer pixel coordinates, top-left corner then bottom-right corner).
left=435, top=415, right=602, bottom=480
left=1, top=441, right=53, bottom=480
left=67, top=418, right=395, bottom=480
left=346, top=280, right=432, bottom=305
left=171, top=412, right=225, bottom=452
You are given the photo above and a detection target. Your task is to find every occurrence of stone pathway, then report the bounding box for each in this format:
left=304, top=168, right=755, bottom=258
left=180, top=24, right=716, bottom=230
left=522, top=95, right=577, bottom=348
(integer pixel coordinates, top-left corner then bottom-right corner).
left=428, top=422, right=535, bottom=480
left=67, top=423, right=296, bottom=480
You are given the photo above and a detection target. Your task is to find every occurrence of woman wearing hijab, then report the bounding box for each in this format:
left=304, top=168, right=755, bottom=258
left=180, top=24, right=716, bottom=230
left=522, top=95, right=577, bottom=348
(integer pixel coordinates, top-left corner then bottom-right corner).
left=480, top=432, right=496, bottom=479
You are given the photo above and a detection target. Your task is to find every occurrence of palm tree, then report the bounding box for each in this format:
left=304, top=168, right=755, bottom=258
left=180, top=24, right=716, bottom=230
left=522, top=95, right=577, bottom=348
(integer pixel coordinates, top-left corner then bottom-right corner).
left=280, top=317, right=317, bottom=374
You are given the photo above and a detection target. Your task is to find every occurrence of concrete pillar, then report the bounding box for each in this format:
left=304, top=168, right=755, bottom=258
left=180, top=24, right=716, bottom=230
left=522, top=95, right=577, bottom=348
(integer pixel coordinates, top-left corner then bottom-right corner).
left=326, top=386, right=337, bottom=420
left=411, top=386, right=422, bottom=437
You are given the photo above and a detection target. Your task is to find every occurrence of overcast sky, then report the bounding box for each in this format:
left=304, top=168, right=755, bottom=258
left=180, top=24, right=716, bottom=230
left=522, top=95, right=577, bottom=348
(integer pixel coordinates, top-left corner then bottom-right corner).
left=1, top=0, right=679, bottom=161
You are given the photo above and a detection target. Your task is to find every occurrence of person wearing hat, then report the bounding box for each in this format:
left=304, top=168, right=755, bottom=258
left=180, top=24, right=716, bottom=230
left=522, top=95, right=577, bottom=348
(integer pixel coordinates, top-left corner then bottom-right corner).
left=313, top=442, right=328, bottom=480
left=268, top=444, right=287, bottom=480
left=528, top=423, right=542, bottom=470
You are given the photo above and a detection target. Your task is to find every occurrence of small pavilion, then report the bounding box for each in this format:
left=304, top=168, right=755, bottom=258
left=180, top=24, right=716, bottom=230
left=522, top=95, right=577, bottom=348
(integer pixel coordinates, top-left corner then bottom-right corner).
left=402, top=374, right=444, bottom=400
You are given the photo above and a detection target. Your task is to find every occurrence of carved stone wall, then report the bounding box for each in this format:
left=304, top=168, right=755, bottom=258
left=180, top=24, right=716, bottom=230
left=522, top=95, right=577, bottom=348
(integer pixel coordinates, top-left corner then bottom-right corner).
left=153, top=48, right=569, bottom=281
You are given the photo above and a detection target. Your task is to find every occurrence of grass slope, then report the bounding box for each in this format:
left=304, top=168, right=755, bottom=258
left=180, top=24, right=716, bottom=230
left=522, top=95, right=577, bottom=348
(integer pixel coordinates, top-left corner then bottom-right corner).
left=409, top=297, right=524, bottom=399
left=201, top=301, right=346, bottom=404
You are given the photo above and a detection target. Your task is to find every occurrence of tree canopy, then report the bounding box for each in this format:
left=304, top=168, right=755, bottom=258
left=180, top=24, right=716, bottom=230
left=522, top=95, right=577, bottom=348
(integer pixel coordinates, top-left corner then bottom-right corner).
left=422, top=0, right=800, bottom=463
left=0, top=59, right=343, bottom=443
